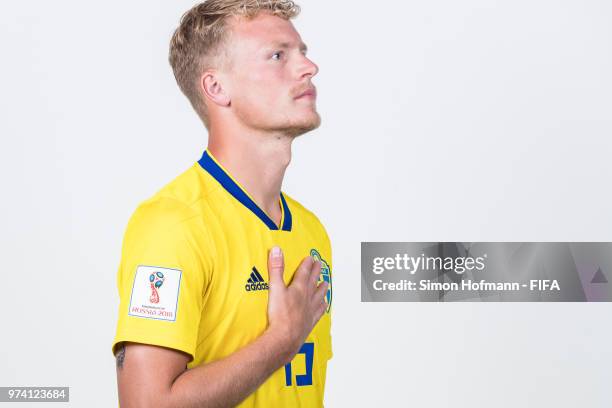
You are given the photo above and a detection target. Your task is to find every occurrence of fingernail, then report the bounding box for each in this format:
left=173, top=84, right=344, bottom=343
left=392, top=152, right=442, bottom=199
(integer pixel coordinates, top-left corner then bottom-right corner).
left=271, top=246, right=282, bottom=258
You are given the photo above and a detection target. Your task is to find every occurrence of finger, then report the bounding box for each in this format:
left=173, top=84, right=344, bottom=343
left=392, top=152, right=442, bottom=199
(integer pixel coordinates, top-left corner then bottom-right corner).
left=312, top=297, right=328, bottom=327
left=312, top=280, right=329, bottom=304
left=267, top=246, right=286, bottom=291
left=290, top=255, right=314, bottom=285
left=309, top=259, right=322, bottom=288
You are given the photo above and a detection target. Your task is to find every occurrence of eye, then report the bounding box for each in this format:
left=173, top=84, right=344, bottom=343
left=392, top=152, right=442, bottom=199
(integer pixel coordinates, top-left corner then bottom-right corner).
left=271, top=51, right=284, bottom=60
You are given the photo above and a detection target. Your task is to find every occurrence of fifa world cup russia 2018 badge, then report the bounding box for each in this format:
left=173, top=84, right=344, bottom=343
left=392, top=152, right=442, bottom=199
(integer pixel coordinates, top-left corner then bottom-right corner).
left=310, top=249, right=332, bottom=313
left=149, top=271, right=165, bottom=304
left=129, top=265, right=180, bottom=321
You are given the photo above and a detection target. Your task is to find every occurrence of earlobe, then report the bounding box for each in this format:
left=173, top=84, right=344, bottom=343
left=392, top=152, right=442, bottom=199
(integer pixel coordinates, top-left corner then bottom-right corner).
left=201, top=71, right=231, bottom=107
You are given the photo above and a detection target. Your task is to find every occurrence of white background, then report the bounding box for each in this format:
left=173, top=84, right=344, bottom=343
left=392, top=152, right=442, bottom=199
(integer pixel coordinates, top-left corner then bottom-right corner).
left=1, top=0, right=611, bottom=406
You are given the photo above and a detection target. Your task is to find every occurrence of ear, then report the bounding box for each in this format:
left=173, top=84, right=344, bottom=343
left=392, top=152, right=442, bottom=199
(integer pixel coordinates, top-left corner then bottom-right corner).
left=200, top=70, right=231, bottom=107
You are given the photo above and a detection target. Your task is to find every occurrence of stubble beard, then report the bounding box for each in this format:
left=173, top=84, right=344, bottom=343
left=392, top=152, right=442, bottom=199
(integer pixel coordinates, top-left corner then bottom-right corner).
left=233, top=97, right=322, bottom=138
left=241, top=108, right=322, bottom=139
left=280, top=111, right=321, bottom=138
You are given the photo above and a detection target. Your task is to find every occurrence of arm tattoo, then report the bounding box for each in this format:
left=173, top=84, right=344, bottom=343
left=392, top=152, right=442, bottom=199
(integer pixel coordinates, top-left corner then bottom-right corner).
left=115, top=343, right=126, bottom=369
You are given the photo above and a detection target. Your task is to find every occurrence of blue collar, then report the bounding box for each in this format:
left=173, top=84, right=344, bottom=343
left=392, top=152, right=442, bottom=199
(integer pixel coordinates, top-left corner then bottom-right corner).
left=197, top=150, right=292, bottom=231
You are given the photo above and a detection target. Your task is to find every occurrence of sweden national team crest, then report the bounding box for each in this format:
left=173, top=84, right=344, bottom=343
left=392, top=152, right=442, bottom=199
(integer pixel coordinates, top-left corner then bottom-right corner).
left=311, top=249, right=332, bottom=313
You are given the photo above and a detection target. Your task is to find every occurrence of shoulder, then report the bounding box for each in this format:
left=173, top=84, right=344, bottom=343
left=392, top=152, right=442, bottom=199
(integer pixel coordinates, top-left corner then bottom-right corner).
left=126, top=163, right=212, bottom=235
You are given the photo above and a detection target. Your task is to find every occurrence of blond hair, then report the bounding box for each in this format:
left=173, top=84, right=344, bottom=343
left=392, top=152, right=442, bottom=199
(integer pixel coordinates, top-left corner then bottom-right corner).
left=169, top=0, right=300, bottom=128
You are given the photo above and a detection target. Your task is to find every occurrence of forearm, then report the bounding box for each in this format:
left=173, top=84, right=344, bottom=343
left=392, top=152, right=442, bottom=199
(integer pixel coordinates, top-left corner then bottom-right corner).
left=164, top=330, right=292, bottom=408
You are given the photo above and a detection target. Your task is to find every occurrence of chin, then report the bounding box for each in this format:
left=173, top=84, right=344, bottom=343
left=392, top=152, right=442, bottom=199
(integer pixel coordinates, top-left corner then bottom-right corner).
left=283, top=112, right=321, bottom=138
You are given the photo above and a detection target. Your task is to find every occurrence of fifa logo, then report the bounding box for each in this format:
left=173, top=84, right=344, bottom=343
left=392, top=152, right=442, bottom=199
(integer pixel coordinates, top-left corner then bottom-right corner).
left=149, top=271, right=165, bottom=304
left=311, top=249, right=332, bottom=313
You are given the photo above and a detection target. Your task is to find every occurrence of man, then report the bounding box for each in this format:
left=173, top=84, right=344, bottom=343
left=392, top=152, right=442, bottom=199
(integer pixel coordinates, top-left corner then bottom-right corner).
left=111, top=0, right=333, bottom=407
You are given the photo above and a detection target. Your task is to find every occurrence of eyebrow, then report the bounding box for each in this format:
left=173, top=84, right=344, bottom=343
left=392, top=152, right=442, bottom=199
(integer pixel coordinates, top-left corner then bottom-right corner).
left=273, top=41, right=308, bottom=53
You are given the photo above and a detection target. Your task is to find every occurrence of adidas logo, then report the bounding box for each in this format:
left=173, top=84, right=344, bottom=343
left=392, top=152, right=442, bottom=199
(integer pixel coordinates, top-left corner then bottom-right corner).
left=245, top=266, right=269, bottom=292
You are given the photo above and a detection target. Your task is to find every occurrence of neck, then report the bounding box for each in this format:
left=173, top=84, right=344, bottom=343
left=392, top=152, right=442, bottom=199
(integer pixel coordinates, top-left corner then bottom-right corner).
left=207, top=124, right=293, bottom=226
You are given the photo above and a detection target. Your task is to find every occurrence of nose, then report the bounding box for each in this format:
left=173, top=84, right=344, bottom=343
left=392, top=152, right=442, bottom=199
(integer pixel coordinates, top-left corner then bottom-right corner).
left=297, top=54, right=319, bottom=79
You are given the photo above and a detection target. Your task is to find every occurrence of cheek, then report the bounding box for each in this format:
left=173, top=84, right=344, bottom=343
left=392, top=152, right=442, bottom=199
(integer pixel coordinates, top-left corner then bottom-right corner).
left=231, top=84, right=277, bottom=124
left=234, top=87, right=272, bottom=114
left=229, top=66, right=291, bottom=116
left=237, top=66, right=287, bottom=99
left=235, top=81, right=287, bottom=112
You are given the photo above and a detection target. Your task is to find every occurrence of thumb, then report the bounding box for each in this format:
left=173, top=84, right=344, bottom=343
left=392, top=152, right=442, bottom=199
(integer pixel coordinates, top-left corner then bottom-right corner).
left=267, top=246, right=286, bottom=292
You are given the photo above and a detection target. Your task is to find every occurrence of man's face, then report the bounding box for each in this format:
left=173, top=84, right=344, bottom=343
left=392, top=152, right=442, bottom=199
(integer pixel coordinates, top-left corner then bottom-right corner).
left=222, top=12, right=320, bottom=137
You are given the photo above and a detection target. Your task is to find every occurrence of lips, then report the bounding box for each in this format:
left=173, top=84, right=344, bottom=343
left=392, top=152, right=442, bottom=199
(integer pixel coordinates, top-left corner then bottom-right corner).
left=295, top=87, right=316, bottom=99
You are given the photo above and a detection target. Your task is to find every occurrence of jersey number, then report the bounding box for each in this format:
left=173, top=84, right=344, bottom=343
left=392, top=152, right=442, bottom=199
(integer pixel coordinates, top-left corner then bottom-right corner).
left=284, top=342, right=314, bottom=386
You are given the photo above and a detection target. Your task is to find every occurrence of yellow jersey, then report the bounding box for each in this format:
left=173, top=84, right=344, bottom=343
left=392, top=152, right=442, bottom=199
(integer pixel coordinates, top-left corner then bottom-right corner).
left=112, top=149, right=333, bottom=407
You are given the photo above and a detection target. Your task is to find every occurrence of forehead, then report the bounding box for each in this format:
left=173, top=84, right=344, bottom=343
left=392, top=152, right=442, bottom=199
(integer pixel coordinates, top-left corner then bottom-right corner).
left=227, top=12, right=304, bottom=51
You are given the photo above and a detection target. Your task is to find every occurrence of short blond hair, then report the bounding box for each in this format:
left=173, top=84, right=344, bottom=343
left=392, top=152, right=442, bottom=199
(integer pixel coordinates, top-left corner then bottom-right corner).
left=169, top=0, right=300, bottom=128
